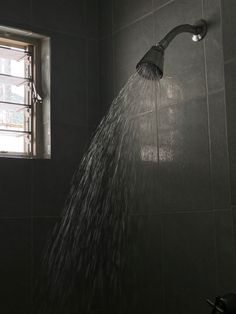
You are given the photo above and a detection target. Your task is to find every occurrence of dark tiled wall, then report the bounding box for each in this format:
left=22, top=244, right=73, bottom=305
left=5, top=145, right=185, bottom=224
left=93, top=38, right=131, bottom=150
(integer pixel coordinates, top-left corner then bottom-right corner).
left=1, top=1, right=236, bottom=314
left=0, top=0, right=100, bottom=313
left=221, top=0, right=236, bottom=205
left=99, top=0, right=236, bottom=313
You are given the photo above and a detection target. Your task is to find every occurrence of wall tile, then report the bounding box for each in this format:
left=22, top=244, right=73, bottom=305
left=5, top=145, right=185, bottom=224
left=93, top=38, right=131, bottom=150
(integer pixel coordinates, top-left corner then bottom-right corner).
left=232, top=208, right=236, bottom=267
left=51, top=33, right=87, bottom=126
left=113, top=0, right=153, bottom=31
left=162, top=212, right=218, bottom=314
left=99, top=38, right=115, bottom=112
left=203, top=0, right=224, bottom=93
left=208, top=91, right=231, bottom=209
left=99, top=0, right=113, bottom=38
left=88, top=40, right=103, bottom=127
left=158, top=96, right=212, bottom=211
left=114, top=14, right=154, bottom=92
left=215, top=210, right=236, bottom=293
left=0, top=218, right=31, bottom=314
left=221, top=0, right=236, bottom=62
left=32, top=217, right=60, bottom=314
left=32, top=124, right=88, bottom=216
left=0, top=158, right=31, bottom=217
left=224, top=61, right=236, bottom=205
left=32, top=217, right=59, bottom=281
left=123, top=214, right=163, bottom=314
left=86, top=0, right=98, bottom=38
left=131, top=111, right=160, bottom=213
left=0, top=0, right=31, bottom=25
left=31, top=0, right=87, bottom=36
left=154, top=0, right=206, bottom=102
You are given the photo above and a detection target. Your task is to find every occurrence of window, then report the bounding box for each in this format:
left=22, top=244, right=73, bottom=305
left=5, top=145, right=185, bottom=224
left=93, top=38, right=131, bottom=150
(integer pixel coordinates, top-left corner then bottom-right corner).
left=0, top=26, right=51, bottom=158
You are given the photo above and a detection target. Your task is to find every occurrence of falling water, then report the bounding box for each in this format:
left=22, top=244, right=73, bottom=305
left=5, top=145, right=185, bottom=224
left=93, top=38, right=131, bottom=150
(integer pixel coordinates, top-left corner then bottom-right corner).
left=35, top=68, right=160, bottom=314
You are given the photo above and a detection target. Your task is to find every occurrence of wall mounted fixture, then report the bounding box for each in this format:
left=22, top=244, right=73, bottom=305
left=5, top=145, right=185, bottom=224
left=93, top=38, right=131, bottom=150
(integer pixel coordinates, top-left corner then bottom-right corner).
left=136, top=19, right=207, bottom=80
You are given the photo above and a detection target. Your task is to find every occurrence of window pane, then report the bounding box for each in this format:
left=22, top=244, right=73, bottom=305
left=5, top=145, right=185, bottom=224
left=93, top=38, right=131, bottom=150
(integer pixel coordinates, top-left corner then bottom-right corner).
left=0, top=102, right=31, bottom=132
left=0, top=46, right=31, bottom=79
left=0, top=130, right=30, bottom=154
left=0, top=41, right=34, bottom=156
left=0, top=82, right=28, bottom=104
left=0, top=45, right=27, bottom=61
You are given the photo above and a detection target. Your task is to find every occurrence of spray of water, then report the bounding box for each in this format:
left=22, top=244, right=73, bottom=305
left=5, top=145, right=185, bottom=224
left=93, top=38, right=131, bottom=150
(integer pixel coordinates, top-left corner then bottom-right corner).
left=35, top=69, right=160, bottom=314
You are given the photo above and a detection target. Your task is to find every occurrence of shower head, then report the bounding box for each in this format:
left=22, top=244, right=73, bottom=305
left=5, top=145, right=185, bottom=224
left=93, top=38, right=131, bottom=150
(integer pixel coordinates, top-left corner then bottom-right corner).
left=136, top=19, right=207, bottom=80
left=136, top=45, right=164, bottom=80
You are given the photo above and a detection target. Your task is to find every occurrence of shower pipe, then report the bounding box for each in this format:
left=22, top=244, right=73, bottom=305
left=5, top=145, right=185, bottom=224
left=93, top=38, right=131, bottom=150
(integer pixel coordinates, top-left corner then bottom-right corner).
left=136, top=19, right=208, bottom=80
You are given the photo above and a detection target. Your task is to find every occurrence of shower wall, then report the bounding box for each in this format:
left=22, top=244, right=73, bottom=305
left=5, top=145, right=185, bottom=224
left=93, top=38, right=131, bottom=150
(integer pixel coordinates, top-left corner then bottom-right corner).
left=0, top=1, right=100, bottom=313
left=221, top=0, right=236, bottom=216
left=99, top=0, right=236, bottom=313
left=1, top=1, right=236, bottom=314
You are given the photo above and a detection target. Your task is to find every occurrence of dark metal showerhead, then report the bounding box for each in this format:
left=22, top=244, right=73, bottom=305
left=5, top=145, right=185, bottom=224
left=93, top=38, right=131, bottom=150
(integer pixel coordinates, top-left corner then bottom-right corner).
left=136, top=19, right=207, bottom=80
left=136, top=45, right=164, bottom=81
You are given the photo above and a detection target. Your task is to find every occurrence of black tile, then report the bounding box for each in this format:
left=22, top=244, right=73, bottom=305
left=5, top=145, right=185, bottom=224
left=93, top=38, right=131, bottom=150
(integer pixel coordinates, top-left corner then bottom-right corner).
left=32, top=217, right=59, bottom=282
left=215, top=210, right=236, bottom=293
left=32, top=124, right=89, bottom=216
left=123, top=214, right=163, bottom=314
left=154, top=0, right=202, bottom=42
left=158, top=97, right=212, bottom=211
left=99, top=38, right=115, bottom=112
left=225, top=61, right=236, bottom=205
left=208, top=91, right=231, bottom=209
left=0, top=218, right=31, bottom=314
left=31, top=0, right=87, bottom=36
left=162, top=212, right=218, bottom=314
left=0, top=0, right=31, bottom=24
left=114, top=14, right=154, bottom=93
left=154, top=0, right=206, bottom=102
left=51, top=33, right=87, bottom=126
left=31, top=159, right=66, bottom=217
left=131, top=112, right=160, bottom=213
left=86, top=0, right=98, bottom=38
left=113, top=0, right=153, bottom=31
left=88, top=40, right=103, bottom=127
left=32, top=217, right=60, bottom=314
left=221, top=0, right=236, bottom=62
left=0, top=158, right=31, bottom=217
left=203, top=0, right=224, bottom=93
left=99, top=0, right=113, bottom=38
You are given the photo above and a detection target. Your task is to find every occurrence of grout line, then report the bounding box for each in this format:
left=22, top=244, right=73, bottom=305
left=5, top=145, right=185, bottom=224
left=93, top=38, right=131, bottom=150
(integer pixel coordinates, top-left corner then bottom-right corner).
left=224, top=57, right=236, bottom=65
left=111, top=0, right=174, bottom=36
left=231, top=213, right=236, bottom=280
left=111, top=0, right=116, bottom=96
left=113, top=12, right=154, bottom=35
left=0, top=18, right=99, bottom=41
left=202, top=1, right=214, bottom=211
left=229, top=209, right=236, bottom=278
left=129, top=207, right=233, bottom=216
left=86, top=38, right=89, bottom=130
left=0, top=215, right=60, bottom=219
left=219, top=0, right=236, bottom=270
left=160, top=213, right=166, bottom=314
left=219, top=0, right=233, bottom=208
left=207, top=87, right=224, bottom=96
left=52, top=120, right=98, bottom=129
left=30, top=159, right=34, bottom=313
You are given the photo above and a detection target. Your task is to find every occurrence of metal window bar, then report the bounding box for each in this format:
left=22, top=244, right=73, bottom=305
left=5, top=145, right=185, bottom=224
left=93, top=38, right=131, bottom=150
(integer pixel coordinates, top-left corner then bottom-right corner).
left=0, top=42, right=35, bottom=156
left=0, top=44, right=31, bottom=54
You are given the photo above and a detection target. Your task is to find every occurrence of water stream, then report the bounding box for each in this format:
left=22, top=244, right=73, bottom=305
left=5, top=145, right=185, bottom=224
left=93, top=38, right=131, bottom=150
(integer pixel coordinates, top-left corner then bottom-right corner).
left=35, top=69, right=160, bottom=314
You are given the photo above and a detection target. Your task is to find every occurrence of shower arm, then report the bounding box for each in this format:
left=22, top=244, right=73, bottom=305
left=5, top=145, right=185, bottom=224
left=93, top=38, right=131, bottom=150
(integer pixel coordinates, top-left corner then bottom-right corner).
left=158, top=20, right=207, bottom=50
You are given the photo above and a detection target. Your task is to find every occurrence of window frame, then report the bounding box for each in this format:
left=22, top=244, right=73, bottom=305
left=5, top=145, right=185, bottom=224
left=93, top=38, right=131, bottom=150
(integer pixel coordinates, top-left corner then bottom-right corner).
left=0, top=26, right=51, bottom=159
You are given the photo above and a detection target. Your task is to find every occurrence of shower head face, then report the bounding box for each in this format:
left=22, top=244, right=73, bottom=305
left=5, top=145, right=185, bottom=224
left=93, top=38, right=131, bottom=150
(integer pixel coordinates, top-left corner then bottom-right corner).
left=136, top=45, right=164, bottom=80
